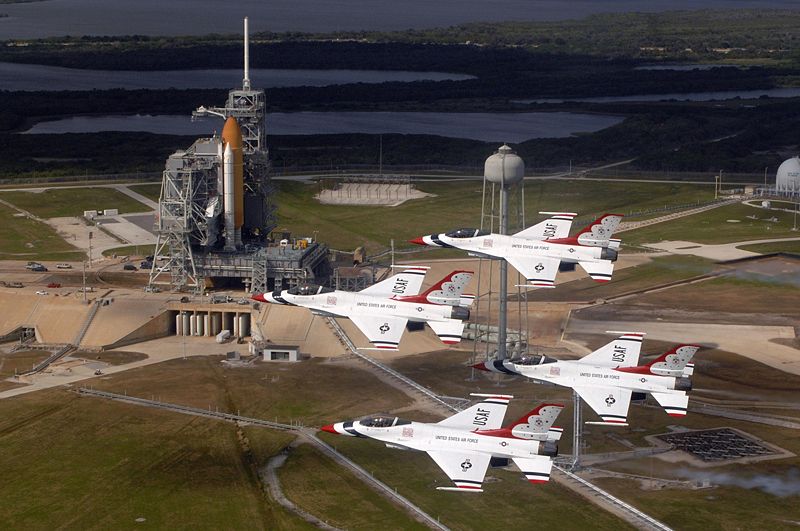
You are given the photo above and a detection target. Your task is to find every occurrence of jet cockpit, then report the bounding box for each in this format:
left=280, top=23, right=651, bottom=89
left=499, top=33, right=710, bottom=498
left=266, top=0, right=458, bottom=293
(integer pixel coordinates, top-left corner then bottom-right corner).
left=360, top=415, right=411, bottom=428
left=510, top=354, right=558, bottom=366
left=445, top=228, right=489, bottom=239
left=287, top=284, right=334, bottom=296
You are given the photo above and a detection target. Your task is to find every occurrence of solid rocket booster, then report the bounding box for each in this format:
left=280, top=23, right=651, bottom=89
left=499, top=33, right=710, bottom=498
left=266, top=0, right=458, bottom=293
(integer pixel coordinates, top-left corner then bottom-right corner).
left=221, top=116, right=244, bottom=247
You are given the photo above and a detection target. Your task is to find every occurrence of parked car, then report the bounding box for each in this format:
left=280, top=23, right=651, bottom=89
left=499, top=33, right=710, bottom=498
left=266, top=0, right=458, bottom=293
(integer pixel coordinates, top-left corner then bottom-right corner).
left=30, top=265, right=48, bottom=272
left=46, top=282, right=61, bottom=288
left=123, top=264, right=137, bottom=271
left=56, top=263, right=72, bottom=269
left=35, top=290, right=48, bottom=295
left=25, top=262, right=43, bottom=270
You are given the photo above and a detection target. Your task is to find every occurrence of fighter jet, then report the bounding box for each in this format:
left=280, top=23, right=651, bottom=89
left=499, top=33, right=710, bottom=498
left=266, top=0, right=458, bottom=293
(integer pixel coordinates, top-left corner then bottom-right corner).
left=251, top=267, right=473, bottom=350
left=410, top=212, right=623, bottom=287
left=322, top=395, right=564, bottom=492
left=473, top=333, right=699, bottom=426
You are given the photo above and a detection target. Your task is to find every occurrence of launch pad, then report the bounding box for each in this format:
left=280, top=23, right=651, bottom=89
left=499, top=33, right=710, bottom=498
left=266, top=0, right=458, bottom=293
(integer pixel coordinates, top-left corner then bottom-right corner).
left=148, top=18, right=329, bottom=293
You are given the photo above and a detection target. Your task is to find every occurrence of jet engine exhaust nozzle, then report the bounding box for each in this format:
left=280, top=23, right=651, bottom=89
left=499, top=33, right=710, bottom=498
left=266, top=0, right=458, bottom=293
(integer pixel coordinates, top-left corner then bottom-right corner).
left=542, top=441, right=558, bottom=457
left=601, top=248, right=618, bottom=262
left=451, top=307, right=470, bottom=321
left=675, top=377, right=692, bottom=391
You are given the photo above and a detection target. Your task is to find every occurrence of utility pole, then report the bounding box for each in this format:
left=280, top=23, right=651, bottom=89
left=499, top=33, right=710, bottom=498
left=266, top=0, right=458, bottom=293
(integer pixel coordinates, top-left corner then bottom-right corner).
left=82, top=261, right=87, bottom=304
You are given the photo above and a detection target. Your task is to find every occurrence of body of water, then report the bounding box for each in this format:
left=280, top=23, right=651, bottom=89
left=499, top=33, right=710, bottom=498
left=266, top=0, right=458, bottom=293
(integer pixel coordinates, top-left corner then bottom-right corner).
left=21, top=112, right=624, bottom=143
left=515, top=87, right=800, bottom=104
left=0, top=62, right=473, bottom=91
left=1, top=1, right=798, bottom=39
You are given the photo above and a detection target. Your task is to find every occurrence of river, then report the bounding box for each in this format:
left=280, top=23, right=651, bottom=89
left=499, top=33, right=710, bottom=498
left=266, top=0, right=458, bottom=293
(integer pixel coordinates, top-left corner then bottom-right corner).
left=0, top=62, right=473, bottom=91
left=21, top=111, right=624, bottom=143
left=515, top=88, right=800, bottom=104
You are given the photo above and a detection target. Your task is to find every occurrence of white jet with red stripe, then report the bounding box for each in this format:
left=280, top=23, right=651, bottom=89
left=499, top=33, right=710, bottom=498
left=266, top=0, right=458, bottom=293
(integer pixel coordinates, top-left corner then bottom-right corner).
left=474, top=333, right=699, bottom=426
left=410, top=212, right=623, bottom=287
left=322, top=394, right=564, bottom=492
left=251, top=267, right=473, bottom=351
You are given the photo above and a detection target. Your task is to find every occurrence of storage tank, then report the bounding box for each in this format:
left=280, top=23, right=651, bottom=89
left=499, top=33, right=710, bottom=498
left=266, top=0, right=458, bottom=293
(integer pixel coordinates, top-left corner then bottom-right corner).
left=204, top=314, right=210, bottom=336
left=196, top=313, right=204, bottom=336
left=211, top=313, right=222, bottom=335
left=238, top=314, right=250, bottom=337
left=181, top=312, right=191, bottom=336
left=484, top=144, right=524, bottom=187
left=777, top=156, right=800, bottom=194
left=175, top=313, right=183, bottom=336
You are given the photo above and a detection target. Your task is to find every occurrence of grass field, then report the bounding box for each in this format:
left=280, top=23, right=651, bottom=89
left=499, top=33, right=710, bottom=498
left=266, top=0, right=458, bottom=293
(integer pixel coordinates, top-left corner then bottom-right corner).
left=0, top=390, right=308, bottom=529
left=0, top=188, right=150, bottom=219
left=276, top=180, right=712, bottom=253
left=102, top=244, right=156, bottom=258
left=623, top=203, right=800, bottom=246
left=738, top=239, right=800, bottom=254
left=526, top=255, right=716, bottom=302
left=278, top=444, right=426, bottom=530
left=0, top=350, right=50, bottom=378
left=635, top=276, right=800, bottom=317
left=0, top=202, right=85, bottom=260
left=128, top=183, right=162, bottom=202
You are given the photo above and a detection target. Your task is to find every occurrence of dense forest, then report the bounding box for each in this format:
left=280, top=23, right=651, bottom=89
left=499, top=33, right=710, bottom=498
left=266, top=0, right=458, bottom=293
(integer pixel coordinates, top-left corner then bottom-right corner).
left=1, top=9, right=799, bottom=179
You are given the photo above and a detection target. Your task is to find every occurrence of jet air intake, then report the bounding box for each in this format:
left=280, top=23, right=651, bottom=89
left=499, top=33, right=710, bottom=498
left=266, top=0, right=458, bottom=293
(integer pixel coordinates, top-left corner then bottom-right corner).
left=600, top=248, right=618, bottom=261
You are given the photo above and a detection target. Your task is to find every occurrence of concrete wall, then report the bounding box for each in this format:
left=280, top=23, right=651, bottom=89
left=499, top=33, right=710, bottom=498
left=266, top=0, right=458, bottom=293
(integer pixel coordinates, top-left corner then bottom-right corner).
left=102, top=310, right=173, bottom=351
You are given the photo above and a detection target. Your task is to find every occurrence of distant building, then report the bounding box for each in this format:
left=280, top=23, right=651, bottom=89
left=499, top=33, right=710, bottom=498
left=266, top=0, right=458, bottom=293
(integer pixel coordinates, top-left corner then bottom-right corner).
left=776, top=156, right=800, bottom=197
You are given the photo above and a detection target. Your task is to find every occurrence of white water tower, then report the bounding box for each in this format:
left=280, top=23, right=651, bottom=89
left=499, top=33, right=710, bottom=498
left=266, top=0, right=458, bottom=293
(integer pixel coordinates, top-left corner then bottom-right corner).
left=482, top=145, right=524, bottom=360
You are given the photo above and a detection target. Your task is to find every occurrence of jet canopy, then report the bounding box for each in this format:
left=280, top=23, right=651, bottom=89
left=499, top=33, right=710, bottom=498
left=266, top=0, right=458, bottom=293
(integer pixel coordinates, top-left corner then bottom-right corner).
left=445, top=228, right=489, bottom=239
left=510, top=354, right=558, bottom=366
left=360, top=415, right=411, bottom=428
left=287, top=284, right=334, bottom=296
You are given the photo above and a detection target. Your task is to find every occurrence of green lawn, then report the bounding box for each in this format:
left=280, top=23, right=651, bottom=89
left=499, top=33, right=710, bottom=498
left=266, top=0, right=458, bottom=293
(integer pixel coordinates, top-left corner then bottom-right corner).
left=0, top=187, right=150, bottom=218
left=623, top=203, right=800, bottom=246
left=0, top=390, right=305, bottom=530
left=527, top=255, right=716, bottom=303
left=276, top=179, right=712, bottom=253
left=128, top=183, right=163, bottom=202
left=279, top=444, right=426, bottom=530
left=102, top=244, right=156, bottom=258
left=0, top=202, right=85, bottom=260
left=738, top=239, right=800, bottom=254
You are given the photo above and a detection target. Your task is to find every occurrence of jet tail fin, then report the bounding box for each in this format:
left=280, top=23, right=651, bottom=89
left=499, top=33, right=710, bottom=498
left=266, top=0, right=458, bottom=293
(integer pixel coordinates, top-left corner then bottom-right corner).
left=505, top=403, right=564, bottom=441
left=617, top=345, right=700, bottom=377
left=575, top=213, right=623, bottom=247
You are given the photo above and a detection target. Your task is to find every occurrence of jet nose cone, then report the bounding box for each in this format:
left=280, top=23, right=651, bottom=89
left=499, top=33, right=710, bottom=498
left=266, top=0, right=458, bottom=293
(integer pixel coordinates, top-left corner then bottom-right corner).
left=250, top=294, right=265, bottom=302
left=471, top=362, right=490, bottom=372
left=321, top=424, right=338, bottom=434
left=409, top=236, right=427, bottom=246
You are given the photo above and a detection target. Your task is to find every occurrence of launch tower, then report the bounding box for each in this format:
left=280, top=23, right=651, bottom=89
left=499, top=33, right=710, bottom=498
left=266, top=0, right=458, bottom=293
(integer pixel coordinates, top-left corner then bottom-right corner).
left=149, top=17, right=329, bottom=293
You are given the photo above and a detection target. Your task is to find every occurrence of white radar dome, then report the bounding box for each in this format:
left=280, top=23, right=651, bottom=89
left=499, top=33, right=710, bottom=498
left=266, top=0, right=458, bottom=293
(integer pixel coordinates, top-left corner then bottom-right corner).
left=485, top=145, right=524, bottom=186
left=776, top=156, right=800, bottom=194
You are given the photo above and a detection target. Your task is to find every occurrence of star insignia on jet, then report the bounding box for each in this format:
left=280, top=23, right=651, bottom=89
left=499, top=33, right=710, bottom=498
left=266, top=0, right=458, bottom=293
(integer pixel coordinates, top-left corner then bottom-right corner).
left=605, top=395, right=616, bottom=406
left=379, top=323, right=390, bottom=334
left=534, top=263, right=544, bottom=273
left=461, top=459, right=473, bottom=472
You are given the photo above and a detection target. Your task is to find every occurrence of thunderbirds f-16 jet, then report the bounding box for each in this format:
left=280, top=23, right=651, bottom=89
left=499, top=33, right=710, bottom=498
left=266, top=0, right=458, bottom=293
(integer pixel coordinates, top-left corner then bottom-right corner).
left=322, top=395, right=564, bottom=492
left=252, top=267, right=473, bottom=350
left=473, top=333, right=699, bottom=426
left=410, top=212, right=623, bottom=287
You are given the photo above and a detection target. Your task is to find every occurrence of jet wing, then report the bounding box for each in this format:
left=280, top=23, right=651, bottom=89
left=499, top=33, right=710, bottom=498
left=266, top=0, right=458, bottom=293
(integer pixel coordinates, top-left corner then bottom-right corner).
left=349, top=314, right=407, bottom=351
left=437, top=395, right=510, bottom=430
left=650, top=391, right=689, bottom=418
left=427, top=319, right=465, bottom=345
left=578, top=260, right=615, bottom=283
left=513, top=213, right=575, bottom=241
left=506, top=255, right=560, bottom=288
left=512, top=456, right=553, bottom=484
left=428, top=451, right=491, bottom=492
left=360, top=267, right=427, bottom=297
left=574, top=386, right=631, bottom=425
